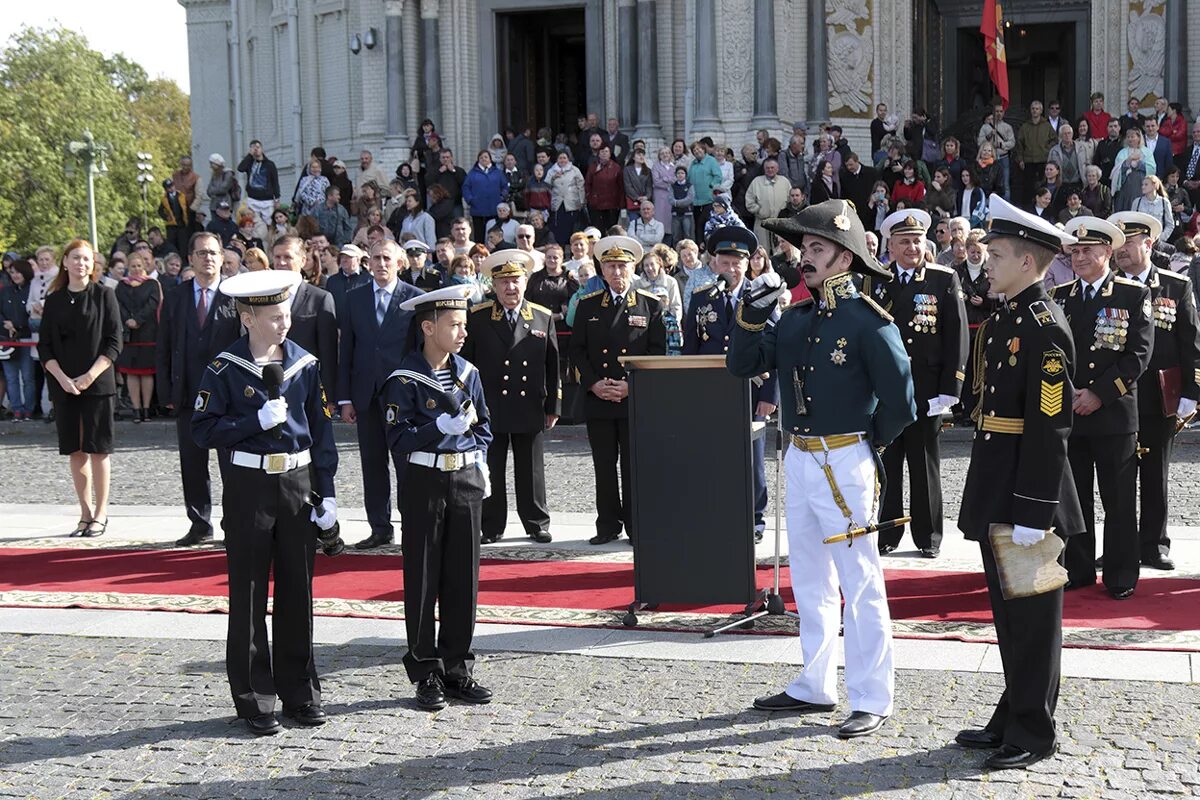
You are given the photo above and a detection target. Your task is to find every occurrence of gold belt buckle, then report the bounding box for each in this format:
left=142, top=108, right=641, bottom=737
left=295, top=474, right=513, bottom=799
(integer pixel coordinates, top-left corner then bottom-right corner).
left=441, top=452, right=461, bottom=472
left=265, top=453, right=287, bottom=474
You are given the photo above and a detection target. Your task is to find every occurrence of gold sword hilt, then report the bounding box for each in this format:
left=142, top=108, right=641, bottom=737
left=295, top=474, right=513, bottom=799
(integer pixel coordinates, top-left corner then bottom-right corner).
left=822, top=516, right=912, bottom=545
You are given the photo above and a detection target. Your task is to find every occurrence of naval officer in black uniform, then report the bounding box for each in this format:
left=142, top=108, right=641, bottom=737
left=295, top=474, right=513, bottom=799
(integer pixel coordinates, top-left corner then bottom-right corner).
left=569, top=236, right=667, bottom=545
left=683, top=225, right=777, bottom=541
left=190, top=270, right=339, bottom=736
left=1052, top=216, right=1153, bottom=599
left=955, top=195, right=1086, bottom=770
left=867, top=209, right=969, bottom=558
left=1110, top=211, right=1199, bottom=571
left=462, top=250, right=561, bottom=544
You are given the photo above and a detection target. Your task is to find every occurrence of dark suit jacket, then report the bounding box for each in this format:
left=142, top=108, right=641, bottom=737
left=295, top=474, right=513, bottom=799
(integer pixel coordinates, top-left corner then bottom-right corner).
left=840, top=165, right=878, bottom=230
left=325, top=269, right=371, bottom=320
left=286, top=281, right=338, bottom=394
left=400, top=267, right=443, bottom=291
left=461, top=299, right=561, bottom=433
left=681, top=282, right=778, bottom=408
left=155, top=278, right=242, bottom=408
left=569, top=289, right=666, bottom=420
left=1147, top=136, right=1174, bottom=178
left=337, top=279, right=426, bottom=410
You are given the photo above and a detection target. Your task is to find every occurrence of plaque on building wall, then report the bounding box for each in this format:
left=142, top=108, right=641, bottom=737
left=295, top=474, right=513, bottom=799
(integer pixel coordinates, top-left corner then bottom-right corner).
left=1127, top=0, right=1165, bottom=104
left=827, top=0, right=873, bottom=118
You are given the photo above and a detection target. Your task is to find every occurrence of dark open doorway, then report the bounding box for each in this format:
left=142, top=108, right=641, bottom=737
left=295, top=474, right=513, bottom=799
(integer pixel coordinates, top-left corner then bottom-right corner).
left=957, top=22, right=1077, bottom=118
left=496, top=9, right=586, bottom=138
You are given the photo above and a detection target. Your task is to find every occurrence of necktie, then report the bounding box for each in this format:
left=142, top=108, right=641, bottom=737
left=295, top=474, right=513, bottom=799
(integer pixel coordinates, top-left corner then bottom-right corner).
left=1188, top=146, right=1200, bottom=179
left=1084, top=285, right=1095, bottom=302
left=724, top=293, right=733, bottom=317
left=376, top=288, right=389, bottom=326
left=614, top=294, right=624, bottom=309
left=507, top=310, right=517, bottom=332
left=196, top=288, right=208, bottom=326
left=900, top=272, right=911, bottom=286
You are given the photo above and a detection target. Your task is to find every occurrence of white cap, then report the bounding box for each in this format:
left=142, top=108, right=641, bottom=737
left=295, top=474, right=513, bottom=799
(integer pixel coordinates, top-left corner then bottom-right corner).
left=208, top=153, right=226, bottom=167
left=982, top=194, right=1079, bottom=252
left=398, top=283, right=475, bottom=312
left=219, top=269, right=302, bottom=305
left=1062, top=216, right=1125, bottom=250
left=880, top=208, right=932, bottom=240
left=1107, top=211, right=1163, bottom=243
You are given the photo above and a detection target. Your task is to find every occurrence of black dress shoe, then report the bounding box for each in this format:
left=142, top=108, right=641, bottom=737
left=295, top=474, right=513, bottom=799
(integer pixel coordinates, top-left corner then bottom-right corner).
left=984, top=743, right=1056, bottom=770
left=1109, top=587, right=1135, bottom=600
left=529, top=531, right=552, bottom=543
left=176, top=531, right=214, bottom=546
left=480, top=533, right=502, bottom=544
left=752, top=692, right=836, bottom=713
left=1094, top=555, right=1104, bottom=568
left=920, top=547, right=940, bottom=559
left=354, top=533, right=394, bottom=550
left=283, top=703, right=327, bottom=726
left=878, top=543, right=897, bottom=556
left=589, top=531, right=621, bottom=545
left=415, top=674, right=446, bottom=710
left=837, top=711, right=888, bottom=738
left=444, top=677, right=493, bottom=704
left=244, top=712, right=281, bottom=736
left=1141, top=555, right=1175, bottom=571
left=955, top=728, right=1003, bottom=749
left=754, top=530, right=764, bottom=544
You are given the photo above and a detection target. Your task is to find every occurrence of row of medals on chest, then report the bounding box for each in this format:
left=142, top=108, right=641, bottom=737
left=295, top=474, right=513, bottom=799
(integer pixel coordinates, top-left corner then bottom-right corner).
left=908, top=294, right=939, bottom=334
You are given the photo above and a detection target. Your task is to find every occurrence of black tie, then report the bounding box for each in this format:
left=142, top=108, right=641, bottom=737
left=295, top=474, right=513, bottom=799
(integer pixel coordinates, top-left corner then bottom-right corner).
left=724, top=293, right=733, bottom=317
left=507, top=310, right=517, bottom=333
left=614, top=294, right=624, bottom=309
left=901, top=273, right=911, bottom=286
left=1084, top=285, right=1095, bottom=302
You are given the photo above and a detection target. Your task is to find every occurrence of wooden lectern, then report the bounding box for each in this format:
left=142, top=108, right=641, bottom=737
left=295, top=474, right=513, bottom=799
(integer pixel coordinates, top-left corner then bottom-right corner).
left=618, top=355, right=758, bottom=625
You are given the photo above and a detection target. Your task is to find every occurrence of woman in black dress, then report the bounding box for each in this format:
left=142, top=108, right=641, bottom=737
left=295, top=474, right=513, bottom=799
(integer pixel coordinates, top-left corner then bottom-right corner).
left=38, top=239, right=122, bottom=537
left=115, top=250, right=162, bottom=423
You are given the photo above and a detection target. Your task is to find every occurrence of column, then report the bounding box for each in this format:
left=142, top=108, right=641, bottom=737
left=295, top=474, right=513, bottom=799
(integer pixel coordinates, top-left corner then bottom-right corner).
left=384, top=0, right=410, bottom=149
left=634, top=0, right=662, bottom=140
left=421, top=0, right=442, bottom=128
left=693, top=0, right=719, bottom=129
left=806, top=0, right=829, bottom=124
left=618, top=0, right=639, bottom=130
left=751, top=0, right=778, bottom=127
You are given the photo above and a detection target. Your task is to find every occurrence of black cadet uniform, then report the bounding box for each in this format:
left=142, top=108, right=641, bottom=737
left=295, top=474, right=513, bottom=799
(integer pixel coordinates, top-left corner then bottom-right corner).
left=1050, top=253, right=1152, bottom=594
left=191, top=337, right=337, bottom=724
left=462, top=292, right=560, bottom=544
left=569, top=283, right=667, bottom=543
left=864, top=226, right=969, bottom=555
left=1115, top=260, right=1200, bottom=566
left=383, top=349, right=492, bottom=687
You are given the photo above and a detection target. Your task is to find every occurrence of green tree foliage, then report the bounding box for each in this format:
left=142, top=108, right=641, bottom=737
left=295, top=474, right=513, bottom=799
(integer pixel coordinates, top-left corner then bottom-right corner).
left=0, top=26, right=190, bottom=254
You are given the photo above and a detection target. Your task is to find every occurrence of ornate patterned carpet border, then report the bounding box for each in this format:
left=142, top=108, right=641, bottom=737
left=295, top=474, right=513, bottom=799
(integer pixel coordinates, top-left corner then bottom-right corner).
left=1, top=590, right=1196, bottom=653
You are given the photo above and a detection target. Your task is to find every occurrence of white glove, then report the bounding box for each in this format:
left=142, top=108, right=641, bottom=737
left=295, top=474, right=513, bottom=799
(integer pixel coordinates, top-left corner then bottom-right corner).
left=436, top=411, right=471, bottom=436
left=926, top=394, right=958, bottom=417
left=1177, top=397, right=1197, bottom=419
left=310, top=497, right=338, bottom=531
left=257, top=398, right=289, bottom=430
left=1011, top=524, right=1046, bottom=548
left=478, top=461, right=491, bottom=499
left=747, top=272, right=786, bottom=309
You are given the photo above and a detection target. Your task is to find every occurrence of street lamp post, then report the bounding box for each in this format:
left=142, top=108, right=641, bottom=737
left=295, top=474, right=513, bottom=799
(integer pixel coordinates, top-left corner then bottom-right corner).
left=136, top=152, right=155, bottom=232
left=66, top=129, right=111, bottom=248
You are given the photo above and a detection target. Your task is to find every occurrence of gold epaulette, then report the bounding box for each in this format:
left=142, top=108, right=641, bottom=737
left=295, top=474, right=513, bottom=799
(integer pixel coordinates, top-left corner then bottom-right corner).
left=861, top=295, right=893, bottom=322
left=925, top=264, right=955, bottom=274
left=470, top=300, right=494, bottom=313
left=1158, top=268, right=1188, bottom=282
left=693, top=283, right=717, bottom=294
left=1049, top=280, right=1075, bottom=297
left=636, top=289, right=661, bottom=303
left=526, top=300, right=552, bottom=315
left=579, top=289, right=605, bottom=301
left=1112, top=275, right=1139, bottom=286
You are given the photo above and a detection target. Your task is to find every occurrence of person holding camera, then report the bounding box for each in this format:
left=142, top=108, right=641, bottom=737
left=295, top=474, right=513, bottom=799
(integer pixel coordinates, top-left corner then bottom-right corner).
left=190, top=269, right=340, bottom=736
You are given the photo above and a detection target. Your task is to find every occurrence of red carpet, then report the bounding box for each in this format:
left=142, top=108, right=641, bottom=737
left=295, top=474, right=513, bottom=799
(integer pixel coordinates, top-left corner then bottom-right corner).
left=0, top=547, right=1197, bottom=640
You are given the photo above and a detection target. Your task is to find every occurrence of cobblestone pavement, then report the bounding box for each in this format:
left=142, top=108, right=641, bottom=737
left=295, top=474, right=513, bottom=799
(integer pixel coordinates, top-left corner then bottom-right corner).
left=1, top=634, right=1197, bottom=800
left=6, top=419, right=1200, bottom=522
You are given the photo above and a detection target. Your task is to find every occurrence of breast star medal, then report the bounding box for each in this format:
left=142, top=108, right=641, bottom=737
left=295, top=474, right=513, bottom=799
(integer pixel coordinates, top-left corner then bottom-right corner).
left=830, top=348, right=847, bottom=366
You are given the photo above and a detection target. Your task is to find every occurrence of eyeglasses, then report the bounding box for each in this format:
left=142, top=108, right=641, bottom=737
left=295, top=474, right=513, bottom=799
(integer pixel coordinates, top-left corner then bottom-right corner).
left=193, top=250, right=222, bottom=258
left=517, top=234, right=533, bottom=240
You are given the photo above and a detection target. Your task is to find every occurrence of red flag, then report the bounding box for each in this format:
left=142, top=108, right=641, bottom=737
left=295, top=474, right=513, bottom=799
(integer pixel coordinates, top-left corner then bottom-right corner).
left=981, top=0, right=1009, bottom=109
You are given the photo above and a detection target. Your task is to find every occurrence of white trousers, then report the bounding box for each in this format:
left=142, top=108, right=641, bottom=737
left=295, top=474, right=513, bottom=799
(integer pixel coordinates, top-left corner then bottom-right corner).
left=245, top=197, right=275, bottom=229
left=783, top=441, right=895, bottom=716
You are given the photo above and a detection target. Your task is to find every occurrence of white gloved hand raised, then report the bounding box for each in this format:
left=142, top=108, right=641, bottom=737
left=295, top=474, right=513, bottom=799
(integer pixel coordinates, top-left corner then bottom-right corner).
left=310, top=497, right=338, bottom=531
left=436, top=411, right=472, bottom=436
left=478, top=460, right=491, bottom=499
left=747, top=272, right=786, bottom=309
left=1011, top=525, right=1046, bottom=547
left=257, top=398, right=289, bottom=430
left=1177, top=397, right=1197, bottom=420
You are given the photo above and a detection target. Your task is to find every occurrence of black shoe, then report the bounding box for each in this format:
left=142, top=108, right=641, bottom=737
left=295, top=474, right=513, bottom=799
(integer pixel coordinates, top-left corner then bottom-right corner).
left=955, top=728, right=1003, bottom=749
left=754, top=530, right=764, bottom=544
left=837, top=711, right=888, bottom=739
left=83, top=518, right=107, bottom=538
left=1141, top=555, right=1175, bottom=571
left=481, top=533, right=503, bottom=544
left=243, top=712, right=281, bottom=736
left=354, top=532, right=394, bottom=550
left=1094, top=555, right=1104, bottom=568
left=283, top=703, right=327, bottom=726
left=589, top=531, right=621, bottom=545
left=70, top=518, right=92, bottom=538
left=415, top=674, right=446, bottom=710
left=529, top=531, right=552, bottom=544
left=920, top=547, right=940, bottom=559
left=878, top=543, right=897, bottom=556
left=175, top=530, right=214, bottom=546
left=984, top=743, right=1057, bottom=770
left=752, top=692, right=836, bottom=713
left=1109, top=587, right=1135, bottom=600
left=444, top=677, right=493, bottom=704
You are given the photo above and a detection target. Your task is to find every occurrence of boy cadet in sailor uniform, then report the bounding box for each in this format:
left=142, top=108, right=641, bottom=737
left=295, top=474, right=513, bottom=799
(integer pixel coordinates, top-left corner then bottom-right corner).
left=462, top=250, right=561, bottom=544
left=955, top=195, right=1086, bottom=769
left=190, top=270, right=339, bottom=736
left=1051, top=216, right=1153, bottom=598
left=1109, top=210, right=1200, bottom=571
left=728, top=200, right=916, bottom=739
left=382, top=284, right=494, bottom=711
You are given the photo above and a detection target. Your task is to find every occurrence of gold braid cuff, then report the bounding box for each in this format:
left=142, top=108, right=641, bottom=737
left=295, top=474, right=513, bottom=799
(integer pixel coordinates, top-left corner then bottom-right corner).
left=969, top=318, right=990, bottom=425
left=735, top=301, right=768, bottom=331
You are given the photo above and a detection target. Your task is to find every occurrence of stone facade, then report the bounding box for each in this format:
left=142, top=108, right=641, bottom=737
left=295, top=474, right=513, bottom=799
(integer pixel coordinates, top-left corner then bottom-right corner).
left=180, top=0, right=1184, bottom=192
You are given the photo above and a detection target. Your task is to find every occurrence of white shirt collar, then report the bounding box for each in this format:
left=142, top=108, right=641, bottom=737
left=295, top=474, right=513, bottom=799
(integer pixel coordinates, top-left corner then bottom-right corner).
left=1085, top=270, right=1110, bottom=294
left=897, top=265, right=916, bottom=280
left=1126, top=265, right=1151, bottom=283
left=376, top=278, right=398, bottom=295
left=610, top=288, right=626, bottom=302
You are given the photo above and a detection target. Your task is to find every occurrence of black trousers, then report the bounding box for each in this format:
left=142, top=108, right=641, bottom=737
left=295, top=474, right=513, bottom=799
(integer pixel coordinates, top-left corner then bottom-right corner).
left=590, top=208, right=619, bottom=231
left=400, top=462, right=485, bottom=683
left=221, top=462, right=319, bottom=718
left=177, top=409, right=216, bottom=536
left=1137, top=415, right=1175, bottom=559
left=980, top=541, right=1061, bottom=755
left=1065, top=433, right=1139, bottom=591
left=586, top=417, right=632, bottom=539
left=879, top=414, right=943, bottom=550
left=482, top=430, right=550, bottom=539
left=356, top=398, right=406, bottom=538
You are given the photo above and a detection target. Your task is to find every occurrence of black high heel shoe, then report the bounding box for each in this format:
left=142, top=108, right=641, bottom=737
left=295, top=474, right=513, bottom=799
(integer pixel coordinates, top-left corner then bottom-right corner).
left=70, top=518, right=92, bottom=537
left=83, top=519, right=108, bottom=538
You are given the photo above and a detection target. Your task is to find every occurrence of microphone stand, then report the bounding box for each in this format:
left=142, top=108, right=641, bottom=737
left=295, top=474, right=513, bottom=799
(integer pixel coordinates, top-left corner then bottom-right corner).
left=706, top=412, right=801, bottom=637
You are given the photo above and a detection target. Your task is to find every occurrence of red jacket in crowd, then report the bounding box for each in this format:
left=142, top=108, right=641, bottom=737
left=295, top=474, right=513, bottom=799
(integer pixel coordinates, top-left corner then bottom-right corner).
left=891, top=179, right=926, bottom=209
left=1083, top=109, right=1112, bottom=140
left=1160, top=113, right=1188, bottom=157
left=585, top=158, right=625, bottom=211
